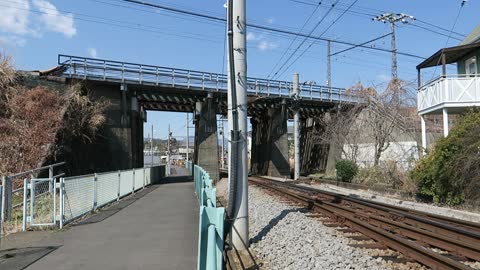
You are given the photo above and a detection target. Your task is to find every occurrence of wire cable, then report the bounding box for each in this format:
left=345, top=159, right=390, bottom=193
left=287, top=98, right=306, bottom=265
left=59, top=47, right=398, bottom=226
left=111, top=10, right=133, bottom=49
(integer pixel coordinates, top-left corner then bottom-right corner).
left=429, top=0, right=466, bottom=81
left=115, top=0, right=425, bottom=59
left=273, top=0, right=359, bottom=79
left=266, top=1, right=322, bottom=79
left=269, top=0, right=341, bottom=79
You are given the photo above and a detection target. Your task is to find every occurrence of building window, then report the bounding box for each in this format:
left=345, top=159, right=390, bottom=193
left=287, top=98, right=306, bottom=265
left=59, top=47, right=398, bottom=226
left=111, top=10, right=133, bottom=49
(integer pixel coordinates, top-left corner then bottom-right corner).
left=466, top=56, right=477, bottom=76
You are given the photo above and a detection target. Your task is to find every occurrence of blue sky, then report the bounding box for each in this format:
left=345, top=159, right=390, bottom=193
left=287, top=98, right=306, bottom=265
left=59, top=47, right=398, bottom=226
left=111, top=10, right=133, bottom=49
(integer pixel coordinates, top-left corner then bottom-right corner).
left=1, top=0, right=478, bottom=139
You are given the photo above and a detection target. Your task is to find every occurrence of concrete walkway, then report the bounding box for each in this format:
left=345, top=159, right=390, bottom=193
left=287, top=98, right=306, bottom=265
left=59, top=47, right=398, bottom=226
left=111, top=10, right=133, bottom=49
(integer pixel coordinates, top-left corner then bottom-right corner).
left=1, top=168, right=198, bottom=270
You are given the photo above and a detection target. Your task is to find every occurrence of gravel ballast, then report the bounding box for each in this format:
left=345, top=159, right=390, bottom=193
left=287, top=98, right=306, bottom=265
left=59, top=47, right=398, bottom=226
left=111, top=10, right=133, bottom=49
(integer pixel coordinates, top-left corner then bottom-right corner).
left=242, top=184, right=389, bottom=269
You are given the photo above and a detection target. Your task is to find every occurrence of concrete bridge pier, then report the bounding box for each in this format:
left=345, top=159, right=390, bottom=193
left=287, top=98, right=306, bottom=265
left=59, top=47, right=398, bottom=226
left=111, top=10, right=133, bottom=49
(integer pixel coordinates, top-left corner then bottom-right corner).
left=193, top=95, right=219, bottom=182
left=250, top=102, right=290, bottom=178
left=66, top=81, right=144, bottom=174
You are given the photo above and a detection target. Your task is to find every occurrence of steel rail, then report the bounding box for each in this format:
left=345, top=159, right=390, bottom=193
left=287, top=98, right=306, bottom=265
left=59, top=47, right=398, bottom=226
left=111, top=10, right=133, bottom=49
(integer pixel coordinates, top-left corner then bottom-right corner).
left=312, top=178, right=480, bottom=233
left=274, top=179, right=480, bottom=242
left=250, top=177, right=477, bottom=270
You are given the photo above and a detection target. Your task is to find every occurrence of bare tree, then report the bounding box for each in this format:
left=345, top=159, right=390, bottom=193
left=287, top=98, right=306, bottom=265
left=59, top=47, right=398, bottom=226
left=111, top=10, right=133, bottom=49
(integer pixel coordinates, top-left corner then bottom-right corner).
left=316, top=79, right=417, bottom=166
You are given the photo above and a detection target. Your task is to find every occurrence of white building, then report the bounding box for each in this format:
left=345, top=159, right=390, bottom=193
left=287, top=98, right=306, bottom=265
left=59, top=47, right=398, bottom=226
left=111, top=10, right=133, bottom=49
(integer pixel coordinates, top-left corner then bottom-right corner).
left=417, top=25, right=480, bottom=149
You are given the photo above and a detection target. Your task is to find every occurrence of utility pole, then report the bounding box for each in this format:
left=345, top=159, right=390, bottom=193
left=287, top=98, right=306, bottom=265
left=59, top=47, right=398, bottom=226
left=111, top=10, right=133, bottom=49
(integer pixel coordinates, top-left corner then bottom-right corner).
left=167, top=124, right=171, bottom=175
left=373, top=13, right=415, bottom=80
left=293, top=73, right=300, bottom=180
left=186, top=113, right=189, bottom=163
left=326, top=40, right=331, bottom=90
left=227, top=0, right=248, bottom=251
left=151, top=125, right=154, bottom=166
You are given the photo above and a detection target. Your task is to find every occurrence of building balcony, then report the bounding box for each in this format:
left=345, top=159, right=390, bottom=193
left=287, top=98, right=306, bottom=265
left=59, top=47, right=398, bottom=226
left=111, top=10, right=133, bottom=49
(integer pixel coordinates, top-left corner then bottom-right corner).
left=417, top=75, right=480, bottom=115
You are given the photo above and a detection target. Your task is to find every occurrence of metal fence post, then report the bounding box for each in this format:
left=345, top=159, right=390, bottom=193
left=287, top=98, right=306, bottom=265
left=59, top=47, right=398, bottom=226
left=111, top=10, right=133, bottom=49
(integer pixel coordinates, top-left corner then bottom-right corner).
left=143, top=168, right=146, bottom=189
left=22, top=178, right=27, bottom=231
left=132, top=169, right=135, bottom=195
left=117, top=171, right=121, bottom=201
left=0, top=185, right=2, bottom=236
left=1, top=176, right=12, bottom=223
left=59, top=177, right=64, bottom=229
left=49, top=165, right=53, bottom=193
left=93, top=173, right=98, bottom=211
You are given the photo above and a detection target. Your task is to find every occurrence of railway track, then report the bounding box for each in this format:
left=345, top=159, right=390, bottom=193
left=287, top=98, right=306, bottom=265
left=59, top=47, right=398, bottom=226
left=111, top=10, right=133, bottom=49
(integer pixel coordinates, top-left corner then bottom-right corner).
left=249, top=176, right=480, bottom=270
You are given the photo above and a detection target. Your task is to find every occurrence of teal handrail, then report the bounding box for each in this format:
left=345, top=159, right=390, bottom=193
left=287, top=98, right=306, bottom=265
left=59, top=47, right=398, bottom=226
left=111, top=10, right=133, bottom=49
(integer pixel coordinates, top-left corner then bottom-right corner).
left=194, top=165, right=224, bottom=270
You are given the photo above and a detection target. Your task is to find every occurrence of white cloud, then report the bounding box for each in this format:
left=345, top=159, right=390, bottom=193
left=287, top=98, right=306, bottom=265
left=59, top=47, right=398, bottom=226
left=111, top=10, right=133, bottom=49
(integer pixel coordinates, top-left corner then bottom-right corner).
left=258, top=40, right=278, bottom=51
left=246, top=32, right=256, bottom=41
left=0, top=35, right=27, bottom=47
left=0, top=0, right=30, bottom=35
left=0, top=0, right=77, bottom=45
left=267, top=17, right=275, bottom=24
left=87, top=48, right=97, bottom=58
left=32, top=0, right=76, bottom=38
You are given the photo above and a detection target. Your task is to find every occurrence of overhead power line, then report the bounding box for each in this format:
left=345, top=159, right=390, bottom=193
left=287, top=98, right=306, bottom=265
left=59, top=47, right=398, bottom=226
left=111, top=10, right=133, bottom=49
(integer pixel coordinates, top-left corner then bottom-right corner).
left=429, top=0, right=467, bottom=80
left=117, top=0, right=425, bottom=59
left=407, top=24, right=463, bottom=41
left=266, top=1, right=322, bottom=78
left=291, top=0, right=467, bottom=41
left=273, top=0, right=360, bottom=80
left=269, top=0, right=341, bottom=79
left=415, top=18, right=466, bottom=38
left=329, top=32, right=392, bottom=57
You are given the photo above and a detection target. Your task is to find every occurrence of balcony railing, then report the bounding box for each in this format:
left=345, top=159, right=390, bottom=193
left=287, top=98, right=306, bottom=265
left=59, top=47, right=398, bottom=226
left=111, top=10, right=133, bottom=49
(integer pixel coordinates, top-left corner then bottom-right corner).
left=417, top=74, right=480, bottom=114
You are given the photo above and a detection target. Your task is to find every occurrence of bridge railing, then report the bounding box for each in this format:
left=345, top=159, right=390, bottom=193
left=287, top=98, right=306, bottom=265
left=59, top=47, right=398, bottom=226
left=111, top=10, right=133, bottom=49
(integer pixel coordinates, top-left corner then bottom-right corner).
left=58, top=55, right=360, bottom=103
left=194, top=165, right=224, bottom=270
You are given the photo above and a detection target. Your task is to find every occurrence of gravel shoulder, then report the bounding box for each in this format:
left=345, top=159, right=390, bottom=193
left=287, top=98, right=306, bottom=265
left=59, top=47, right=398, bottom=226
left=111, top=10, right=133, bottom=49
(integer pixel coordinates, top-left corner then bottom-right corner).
left=216, top=178, right=406, bottom=270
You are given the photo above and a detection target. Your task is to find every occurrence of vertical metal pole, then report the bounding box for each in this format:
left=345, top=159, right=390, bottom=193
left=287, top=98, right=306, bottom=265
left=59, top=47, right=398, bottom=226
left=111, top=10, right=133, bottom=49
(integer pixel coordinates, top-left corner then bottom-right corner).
left=93, top=173, right=98, bottom=210
left=1, top=176, right=6, bottom=224
left=186, top=113, right=189, bottom=163
left=53, top=178, right=56, bottom=225
left=231, top=0, right=249, bottom=250
left=221, top=118, right=225, bottom=169
left=421, top=115, right=427, bottom=155
left=30, top=179, right=34, bottom=224
left=117, top=171, right=121, bottom=201
left=59, top=178, right=64, bottom=229
left=293, top=73, right=300, bottom=180
left=49, top=165, right=53, bottom=193
left=327, top=40, right=331, bottom=91
left=151, top=125, right=154, bottom=166
left=22, top=178, right=27, bottom=231
left=132, top=169, right=135, bottom=195
left=167, top=124, right=171, bottom=176
left=443, top=108, right=449, bottom=137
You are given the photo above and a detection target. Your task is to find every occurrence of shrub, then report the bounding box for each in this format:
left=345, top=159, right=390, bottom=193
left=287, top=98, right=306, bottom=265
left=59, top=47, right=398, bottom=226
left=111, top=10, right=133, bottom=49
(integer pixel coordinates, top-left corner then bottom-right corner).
left=335, top=160, right=358, bottom=183
left=354, top=163, right=417, bottom=194
left=410, top=110, right=480, bottom=205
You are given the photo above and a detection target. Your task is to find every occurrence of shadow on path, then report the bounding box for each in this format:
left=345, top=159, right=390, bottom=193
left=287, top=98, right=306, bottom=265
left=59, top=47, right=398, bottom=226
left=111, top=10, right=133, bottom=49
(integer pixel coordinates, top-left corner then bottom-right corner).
left=0, top=246, right=60, bottom=270
left=73, top=185, right=160, bottom=226
left=161, top=176, right=193, bottom=184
